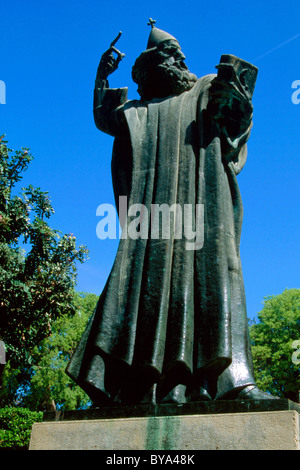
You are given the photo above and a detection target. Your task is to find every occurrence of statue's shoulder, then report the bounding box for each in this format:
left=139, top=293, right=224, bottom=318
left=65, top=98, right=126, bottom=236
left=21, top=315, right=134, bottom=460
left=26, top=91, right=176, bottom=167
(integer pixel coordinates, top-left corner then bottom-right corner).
left=196, top=74, right=217, bottom=88
left=187, top=74, right=217, bottom=98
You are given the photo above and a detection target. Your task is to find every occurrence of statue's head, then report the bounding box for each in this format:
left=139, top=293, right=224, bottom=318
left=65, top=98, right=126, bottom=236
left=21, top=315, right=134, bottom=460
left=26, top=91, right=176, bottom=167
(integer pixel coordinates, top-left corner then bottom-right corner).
left=132, top=20, right=197, bottom=101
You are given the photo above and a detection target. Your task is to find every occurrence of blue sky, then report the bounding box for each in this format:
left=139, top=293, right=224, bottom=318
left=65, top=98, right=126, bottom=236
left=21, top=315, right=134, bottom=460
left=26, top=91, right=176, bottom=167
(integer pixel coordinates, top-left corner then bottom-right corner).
left=1, top=0, right=299, bottom=320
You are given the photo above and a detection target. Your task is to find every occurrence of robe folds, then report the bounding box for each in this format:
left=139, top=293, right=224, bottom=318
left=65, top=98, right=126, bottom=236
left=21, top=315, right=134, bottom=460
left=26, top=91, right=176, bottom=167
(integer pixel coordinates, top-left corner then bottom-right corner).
left=66, top=74, right=256, bottom=404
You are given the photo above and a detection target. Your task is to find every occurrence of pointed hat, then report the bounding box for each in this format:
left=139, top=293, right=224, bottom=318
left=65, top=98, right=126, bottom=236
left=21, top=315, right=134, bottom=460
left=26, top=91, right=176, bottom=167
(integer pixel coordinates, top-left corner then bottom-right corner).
left=146, top=18, right=179, bottom=49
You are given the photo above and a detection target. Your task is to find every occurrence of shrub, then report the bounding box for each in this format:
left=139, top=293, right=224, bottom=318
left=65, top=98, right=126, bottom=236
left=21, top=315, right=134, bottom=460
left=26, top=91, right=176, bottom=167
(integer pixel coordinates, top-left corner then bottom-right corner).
left=0, top=407, right=42, bottom=450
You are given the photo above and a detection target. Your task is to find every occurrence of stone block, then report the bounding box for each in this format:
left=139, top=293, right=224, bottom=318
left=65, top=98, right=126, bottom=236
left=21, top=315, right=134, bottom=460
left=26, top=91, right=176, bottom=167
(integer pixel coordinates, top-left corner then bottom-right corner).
left=29, top=410, right=299, bottom=450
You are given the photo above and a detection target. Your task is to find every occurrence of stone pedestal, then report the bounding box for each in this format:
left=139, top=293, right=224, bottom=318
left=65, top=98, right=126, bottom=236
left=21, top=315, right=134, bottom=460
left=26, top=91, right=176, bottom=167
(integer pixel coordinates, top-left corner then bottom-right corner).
left=29, top=400, right=300, bottom=451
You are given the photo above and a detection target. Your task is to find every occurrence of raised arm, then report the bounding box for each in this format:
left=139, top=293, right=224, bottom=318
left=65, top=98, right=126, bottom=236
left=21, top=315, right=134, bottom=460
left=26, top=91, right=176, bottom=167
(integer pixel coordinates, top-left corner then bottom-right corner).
left=93, top=33, right=128, bottom=137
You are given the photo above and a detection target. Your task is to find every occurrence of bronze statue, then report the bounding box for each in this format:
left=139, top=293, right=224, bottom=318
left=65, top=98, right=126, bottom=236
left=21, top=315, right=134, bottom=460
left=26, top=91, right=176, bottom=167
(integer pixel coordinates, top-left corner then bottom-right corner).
left=67, top=21, right=277, bottom=405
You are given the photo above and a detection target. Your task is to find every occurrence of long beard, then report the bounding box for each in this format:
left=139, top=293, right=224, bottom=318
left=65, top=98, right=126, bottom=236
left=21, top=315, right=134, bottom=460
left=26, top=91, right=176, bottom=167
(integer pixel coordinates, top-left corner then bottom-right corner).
left=138, top=62, right=198, bottom=101
left=157, top=62, right=198, bottom=96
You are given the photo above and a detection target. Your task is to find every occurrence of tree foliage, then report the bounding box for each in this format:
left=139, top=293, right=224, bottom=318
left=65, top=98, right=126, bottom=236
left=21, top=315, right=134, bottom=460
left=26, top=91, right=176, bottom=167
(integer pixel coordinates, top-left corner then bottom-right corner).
left=0, top=135, right=89, bottom=369
left=249, top=288, right=300, bottom=400
left=0, top=292, right=97, bottom=411
left=0, top=407, right=42, bottom=450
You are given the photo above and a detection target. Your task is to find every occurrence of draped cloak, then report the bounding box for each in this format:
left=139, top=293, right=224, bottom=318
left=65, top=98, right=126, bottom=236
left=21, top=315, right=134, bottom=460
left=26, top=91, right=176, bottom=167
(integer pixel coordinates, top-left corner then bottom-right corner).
left=66, top=74, right=256, bottom=403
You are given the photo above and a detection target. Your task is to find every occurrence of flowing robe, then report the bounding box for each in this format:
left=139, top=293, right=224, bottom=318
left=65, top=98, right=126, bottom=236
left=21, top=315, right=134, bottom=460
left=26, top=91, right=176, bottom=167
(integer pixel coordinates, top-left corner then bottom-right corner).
left=66, top=74, right=256, bottom=404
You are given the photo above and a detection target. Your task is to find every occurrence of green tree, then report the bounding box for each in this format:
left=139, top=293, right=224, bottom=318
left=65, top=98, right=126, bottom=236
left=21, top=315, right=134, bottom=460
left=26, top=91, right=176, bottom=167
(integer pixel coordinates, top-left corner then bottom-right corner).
left=0, top=407, right=42, bottom=450
left=0, top=135, right=89, bottom=376
left=0, top=292, right=97, bottom=411
left=250, top=288, right=300, bottom=400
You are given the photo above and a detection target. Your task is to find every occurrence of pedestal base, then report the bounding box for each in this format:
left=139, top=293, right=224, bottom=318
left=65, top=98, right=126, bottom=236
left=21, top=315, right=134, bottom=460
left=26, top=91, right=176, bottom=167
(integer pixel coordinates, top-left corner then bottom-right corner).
left=29, top=400, right=299, bottom=450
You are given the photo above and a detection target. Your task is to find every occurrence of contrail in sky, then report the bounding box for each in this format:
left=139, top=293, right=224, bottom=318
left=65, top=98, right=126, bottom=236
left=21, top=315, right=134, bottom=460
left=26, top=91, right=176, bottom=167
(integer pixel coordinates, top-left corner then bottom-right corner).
left=254, top=32, right=300, bottom=62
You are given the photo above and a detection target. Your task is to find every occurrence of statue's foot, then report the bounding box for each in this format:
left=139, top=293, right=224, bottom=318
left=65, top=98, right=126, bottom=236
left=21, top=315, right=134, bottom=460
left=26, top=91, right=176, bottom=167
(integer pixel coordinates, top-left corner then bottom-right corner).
left=186, top=386, right=212, bottom=402
left=161, top=384, right=213, bottom=404
left=197, top=387, right=212, bottom=401
left=159, top=384, right=187, bottom=404
left=236, top=385, right=279, bottom=400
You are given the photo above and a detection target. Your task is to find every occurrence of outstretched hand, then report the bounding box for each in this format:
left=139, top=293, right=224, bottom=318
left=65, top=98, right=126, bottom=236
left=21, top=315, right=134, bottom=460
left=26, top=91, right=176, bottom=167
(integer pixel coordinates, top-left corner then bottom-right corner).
left=96, top=32, right=125, bottom=81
